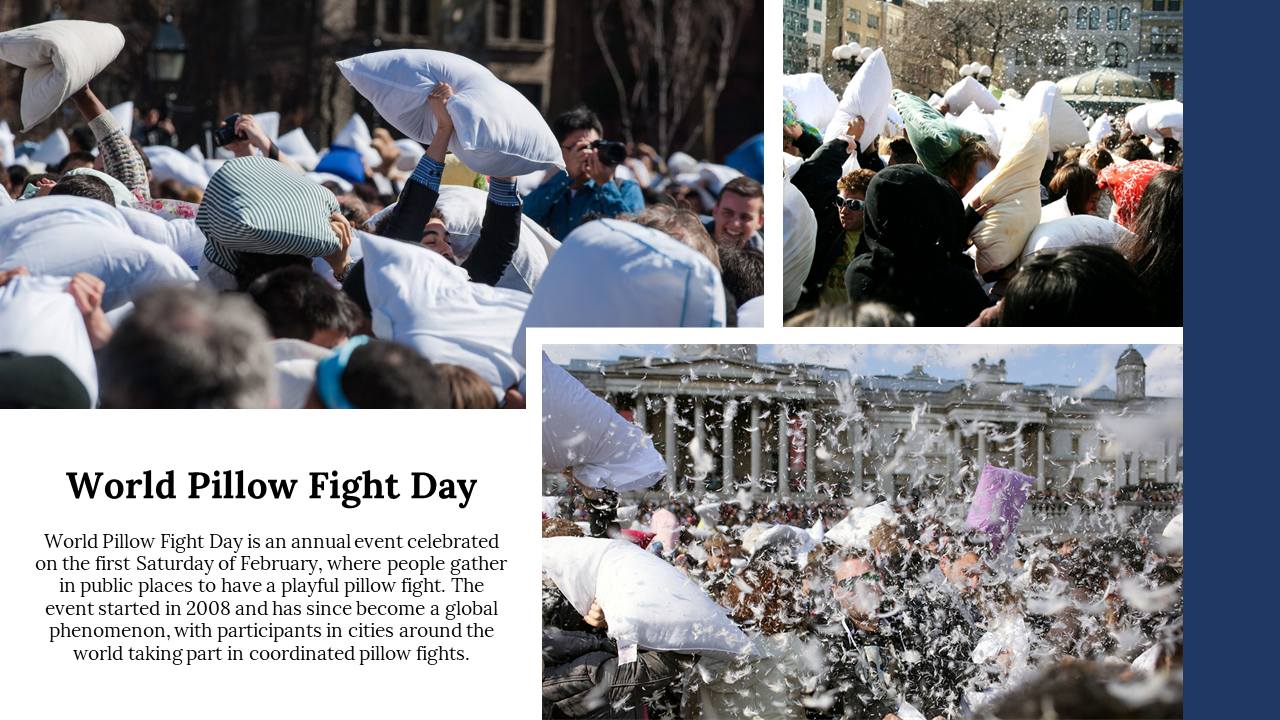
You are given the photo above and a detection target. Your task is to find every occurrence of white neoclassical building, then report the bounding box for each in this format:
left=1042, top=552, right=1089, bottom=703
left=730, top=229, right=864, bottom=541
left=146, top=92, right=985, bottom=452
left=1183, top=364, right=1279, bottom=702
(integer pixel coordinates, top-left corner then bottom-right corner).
left=553, top=346, right=1182, bottom=507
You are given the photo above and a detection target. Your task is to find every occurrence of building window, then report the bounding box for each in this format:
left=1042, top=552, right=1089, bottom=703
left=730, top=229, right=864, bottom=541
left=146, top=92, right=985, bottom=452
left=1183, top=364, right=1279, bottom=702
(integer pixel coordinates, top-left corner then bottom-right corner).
left=1016, top=41, right=1036, bottom=66
left=1152, top=0, right=1164, bottom=9
left=1071, top=434, right=1081, bottom=455
left=848, top=8, right=861, bottom=23
left=814, top=0, right=822, bottom=9
left=1104, top=41, right=1128, bottom=66
left=492, top=0, right=545, bottom=41
left=1089, top=6, right=1100, bottom=29
left=847, top=31, right=860, bottom=43
left=813, top=20, right=821, bottom=34
left=1045, top=40, right=1067, bottom=66
left=811, top=43, right=821, bottom=56
left=1077, top=7, right=1088, bottom=28
left=865, top=36, right=876, bottom=48
left=1120, top=7, right=1131, bottom=29
left=868, top=14, right=880, bottom=30
left=1168, top=0, right=1180, bottom=9
left=1107, top=6, right=1117, bottom=29
left=519, top=0, right=545, bottom=41
left=1058, top=6, right=1068, bottom=29
left=409, top=0, right=429, bottom=35
left=1075, top=40, right=1097, bottom=66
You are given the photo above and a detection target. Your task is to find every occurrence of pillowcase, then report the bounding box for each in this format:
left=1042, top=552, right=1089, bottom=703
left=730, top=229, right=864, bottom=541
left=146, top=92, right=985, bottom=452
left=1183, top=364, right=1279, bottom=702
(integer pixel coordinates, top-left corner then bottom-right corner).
left=737, top=295, right=764, bottom=327
left=963, top=116, right=1050, bottom=274
left=1022, top=80, right=1089, bottom=154
left=543, top=537, right=757, bottom=661
left=543, top=352, right=667, bottom=492
left=312, top=145, right=365, bottom=186
left=116, top=206, right=207, bottom=267
left=1088, top=113, right=1112, bottom=145
left=276, top=128, right=320, bottom=171
left=0, top=20, right=125, bottom=131
left=359, top=232, right=529, bottom=402
left=955, top=105, right=1001, bottom=157
left=0, top=273, right=97, bottom=405
left=196, top=156, right=340, bottom=273
left=894, top=90, right=980, bottom=177
left=943, top=76, right=1001, bottom=114
left=782, top=72, right=839, bottom=131
left=1019, top=214, right=1134, bottom=263
left=514, top=219, right=726, bottom=363
left=31, top=127, right=68, bottom=166
left=0, top=196, right=197, bottom=311
left=783, top=179, right=817, bottom=314
left=337, top=49, right=564, bottom=177
left=823, top=48, right=893, bottom=152
left=145, top=144, right=212, bottom=190
left=1127, top=100, right=1183, bottom=144
left=64, top=167, right=137, bottom=208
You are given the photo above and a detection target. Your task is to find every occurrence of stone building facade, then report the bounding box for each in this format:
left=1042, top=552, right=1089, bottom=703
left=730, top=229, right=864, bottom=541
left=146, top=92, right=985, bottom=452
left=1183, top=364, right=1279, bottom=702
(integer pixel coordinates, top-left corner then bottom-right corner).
left=1003, top=1, right=1145, bottom=92
left=555, top=346, right=1182, bottom=505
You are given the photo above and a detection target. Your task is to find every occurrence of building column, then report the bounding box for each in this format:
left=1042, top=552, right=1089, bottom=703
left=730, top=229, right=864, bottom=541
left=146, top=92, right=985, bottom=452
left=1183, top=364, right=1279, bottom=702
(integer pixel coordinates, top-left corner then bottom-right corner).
left=722, top=398, right=737, bottom=490
left=852, top=421, right=864, bottom=492
left=1013, top=426, right=1024, bottom=472
left=693, top=395, right=705, bottom=456
left=634, top=393, right=647, bottom=434
left=1115, top=444, right=1127, bottom=487
left=1036, top=427, right=1046, bottom=492
left=749, top=398, right=762, bottom=488
left=1128, top=451, right=1140, bottom=487
left=778, top=401, right=790, bottom=497
left=664, top=395, right=677, bottom=493
left=1165, top=437, right=1176, bottom=485
left=804, top=409, right=817, bottom=494
left=945, top=425, right=956, bottom=495
left=977, top=425, right=988, bottom=471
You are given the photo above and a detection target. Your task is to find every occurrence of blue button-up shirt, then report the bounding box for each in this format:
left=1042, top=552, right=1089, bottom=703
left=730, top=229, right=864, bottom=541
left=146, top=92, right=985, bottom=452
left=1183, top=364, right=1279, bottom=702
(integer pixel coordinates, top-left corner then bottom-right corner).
left=522, top=170, right=645, bottom=240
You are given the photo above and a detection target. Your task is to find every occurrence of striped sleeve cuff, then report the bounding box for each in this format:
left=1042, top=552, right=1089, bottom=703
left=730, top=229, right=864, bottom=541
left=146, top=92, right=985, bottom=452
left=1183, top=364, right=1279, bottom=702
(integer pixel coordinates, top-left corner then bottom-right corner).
left=410, top=155, right=445, bottom=192
left=487, top=178, right=520, bottom=206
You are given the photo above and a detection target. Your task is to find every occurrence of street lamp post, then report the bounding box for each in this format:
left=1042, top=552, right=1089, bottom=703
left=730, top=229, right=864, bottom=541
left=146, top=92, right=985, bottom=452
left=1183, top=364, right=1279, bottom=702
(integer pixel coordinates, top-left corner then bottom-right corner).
left=148, top=7, right=188, bottom=111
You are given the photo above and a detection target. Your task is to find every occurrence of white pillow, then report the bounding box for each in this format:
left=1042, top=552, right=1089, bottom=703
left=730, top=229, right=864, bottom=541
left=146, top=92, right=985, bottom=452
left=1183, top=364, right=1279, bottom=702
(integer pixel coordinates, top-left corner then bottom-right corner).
left=783, top=180, right=817, bottom=313
left=955, top=105, right=1001, bottom=157
left=276, top=128, right=320, bottom=171
left=0, top=120, right=15, bottom=166
left=543, top=537, right=757, bottom=661
left=1129, top=100, right=1182, bottom=144
left=0, top=273, right=98, bottom=404
left=943, top=76, right=1001, bottom=114
left=271, top=338, right=332, bottom=410
left=823, top=48, right=893, bottom=151
left=359, top=232, right=528, bottom=401
left=884, top=104, right=904, bottom=139
left=0, top=20, right=125, bottom=131
left=63, top=167, right=137, bottom=208
left=543, top=353, right=666, bottom=492
left=737, top=295, right=764, bottom=327
left=337, top=50, right=564, bottom=177
left=1022, top=80, right=1088, bottom=154
left=394, top=138, right=426, bottom=172
left=252, top=111, right=280, bottom=143
left=0, top=196, right=197, bottom=310
left=333, top=113, right=382, bottom=169
left=514, top=219, right=726, bottom=363
left=825, top=502, right=896, bottom=549
left=116, top=206, right=207, bottom=267
left=363, top=187, right=560, bottom=294
left=782, top=72, right=839, bottom=131
left=1019, top=214, right=1134, bottom=261
left=32, top=127, right=69, bottom=166
left=145, top=145, right=211, bottom=190
left=1037, top=196, right=1071, bottom=224
left=963, top=116, right=1050, bottom=274
left=1089, top=113, right=1112, bottom=145
left=108, top=101, right=133, bottom=137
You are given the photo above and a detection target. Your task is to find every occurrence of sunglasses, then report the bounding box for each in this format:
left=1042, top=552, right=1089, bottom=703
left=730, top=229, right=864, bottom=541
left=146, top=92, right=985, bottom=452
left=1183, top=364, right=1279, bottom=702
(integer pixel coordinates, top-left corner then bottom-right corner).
left=835, top=197, right=868, bottom=212
left=835, top=572, right=881, bottom=591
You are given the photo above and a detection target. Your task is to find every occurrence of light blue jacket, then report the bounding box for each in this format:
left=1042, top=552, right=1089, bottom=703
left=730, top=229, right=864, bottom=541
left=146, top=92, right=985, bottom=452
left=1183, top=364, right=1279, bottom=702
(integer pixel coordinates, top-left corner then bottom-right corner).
left=522, top=170, right=645, bottom=240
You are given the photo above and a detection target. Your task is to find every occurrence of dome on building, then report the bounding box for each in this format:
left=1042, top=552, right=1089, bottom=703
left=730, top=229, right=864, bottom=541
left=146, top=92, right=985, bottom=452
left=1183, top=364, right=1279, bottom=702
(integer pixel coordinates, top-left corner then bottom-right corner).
left=1117, top=346, right=1145, bottom=368
left=1057, top=67, right=1162, bottom=101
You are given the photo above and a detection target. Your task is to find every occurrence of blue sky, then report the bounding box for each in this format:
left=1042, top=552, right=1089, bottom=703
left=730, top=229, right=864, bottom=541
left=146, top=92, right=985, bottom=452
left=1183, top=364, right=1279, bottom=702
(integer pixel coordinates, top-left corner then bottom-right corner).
left=542, top=344, right=1183, bottom=397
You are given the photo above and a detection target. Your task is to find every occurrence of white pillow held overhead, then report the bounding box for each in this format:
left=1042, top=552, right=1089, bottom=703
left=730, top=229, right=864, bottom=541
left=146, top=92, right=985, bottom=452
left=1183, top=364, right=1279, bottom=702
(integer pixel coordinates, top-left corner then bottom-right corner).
left=542, top=352, right=667, bottom=493
left=823, top=48, right=893, bottom=151
left=943, top=76, right=1001, bottom=114
left=782, top=73, right=839, bottom=130
left=337, top=49, right=565, bottom=177
left=0, top=20, right=125, bottom=131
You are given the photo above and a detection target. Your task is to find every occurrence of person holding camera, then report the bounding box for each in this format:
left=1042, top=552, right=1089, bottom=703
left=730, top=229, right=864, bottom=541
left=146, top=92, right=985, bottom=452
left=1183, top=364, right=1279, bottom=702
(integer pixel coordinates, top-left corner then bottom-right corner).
left=523, top=106, right=644, bottom=240
left=215, top=114, right=306, bottom=174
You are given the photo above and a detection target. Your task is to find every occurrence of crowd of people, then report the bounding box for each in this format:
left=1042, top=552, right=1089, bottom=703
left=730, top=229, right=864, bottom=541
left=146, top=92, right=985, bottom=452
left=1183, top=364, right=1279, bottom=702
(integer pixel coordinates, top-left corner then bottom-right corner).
left=782, top=69, right=1182, bottom=328
left=0, top=20, right=765, bottom=408
left=542, top=487, right=1183, bottom=719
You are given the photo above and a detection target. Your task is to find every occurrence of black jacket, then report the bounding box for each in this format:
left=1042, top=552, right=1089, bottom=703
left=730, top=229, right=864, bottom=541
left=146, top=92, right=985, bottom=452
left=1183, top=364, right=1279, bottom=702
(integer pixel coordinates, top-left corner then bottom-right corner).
left=844, top=164, right=992, bottom=326
left=542, top=630, right=685, bottom=719
left=789, top=137, right=886, bottom=314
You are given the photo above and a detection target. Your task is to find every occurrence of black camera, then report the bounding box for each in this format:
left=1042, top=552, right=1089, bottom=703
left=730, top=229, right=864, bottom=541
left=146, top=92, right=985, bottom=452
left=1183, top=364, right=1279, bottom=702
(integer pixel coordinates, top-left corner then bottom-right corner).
left=212, top=114, right=246, bottom=148
left=589, top=139, right=628, bottom=167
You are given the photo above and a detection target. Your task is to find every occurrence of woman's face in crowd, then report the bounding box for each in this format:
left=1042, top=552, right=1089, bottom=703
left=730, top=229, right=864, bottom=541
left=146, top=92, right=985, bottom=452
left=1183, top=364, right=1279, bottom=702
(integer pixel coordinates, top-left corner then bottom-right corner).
left=420, top=219, right=454, bottom=263
left=560, top=128, right=600, bottom=182
left=1084, top=188, right=1100, bottom=215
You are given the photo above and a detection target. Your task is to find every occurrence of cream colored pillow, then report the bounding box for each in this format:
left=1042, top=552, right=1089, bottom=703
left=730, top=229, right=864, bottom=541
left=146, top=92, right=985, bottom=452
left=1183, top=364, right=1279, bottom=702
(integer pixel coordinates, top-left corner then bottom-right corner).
left=963, top=116, right=1050, bottom=274
left=0, top=20, right=124, bottom=131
